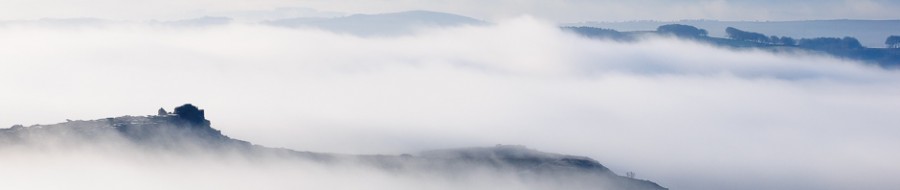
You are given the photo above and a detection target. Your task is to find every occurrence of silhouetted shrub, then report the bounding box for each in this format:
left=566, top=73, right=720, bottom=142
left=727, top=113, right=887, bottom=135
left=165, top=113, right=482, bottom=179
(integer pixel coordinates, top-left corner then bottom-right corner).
left=562, top=26, right=630, bottom=41
left=887, top=35, right=900, bottom=48
left=726, top=27, right=770, bottom=43
left=779, top=37, right=797, bottom=46
left=657, top=24, right=708, bottom=38
left=799, top=37, right=863, bottom=50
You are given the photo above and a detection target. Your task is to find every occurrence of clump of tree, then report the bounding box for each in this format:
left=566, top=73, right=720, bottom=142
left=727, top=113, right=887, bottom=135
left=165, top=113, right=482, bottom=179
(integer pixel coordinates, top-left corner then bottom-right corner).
left=657, top=24, right=708, bottom=38
left=798, top=37, right=863, bottom=50
left=775, top=36, right=797, bottom=46
left=726, top=26, right=864, bottom=49
left=725, top=27, right=796, bottom=45
left=886, top=35, right=900, bottom=48
left=562, top=26, right=630, bottom=41
left=726, top=27, right=768, bottom=43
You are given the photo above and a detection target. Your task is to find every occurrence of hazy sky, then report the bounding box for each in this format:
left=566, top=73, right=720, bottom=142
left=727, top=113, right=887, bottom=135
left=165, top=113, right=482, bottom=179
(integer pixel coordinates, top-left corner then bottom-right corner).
left=1, top=0, right=899, bottom=22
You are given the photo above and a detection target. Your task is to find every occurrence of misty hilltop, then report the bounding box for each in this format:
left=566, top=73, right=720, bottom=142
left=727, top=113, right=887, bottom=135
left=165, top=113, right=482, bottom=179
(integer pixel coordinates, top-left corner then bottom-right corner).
left=264, top=10, right=487, bottom=36
left=1, top=104, right=666, bottom=190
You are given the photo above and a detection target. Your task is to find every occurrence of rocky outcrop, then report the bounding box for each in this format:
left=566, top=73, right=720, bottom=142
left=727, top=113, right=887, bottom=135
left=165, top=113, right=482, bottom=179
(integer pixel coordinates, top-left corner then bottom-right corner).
left=0, top=104, right=667, bottom=190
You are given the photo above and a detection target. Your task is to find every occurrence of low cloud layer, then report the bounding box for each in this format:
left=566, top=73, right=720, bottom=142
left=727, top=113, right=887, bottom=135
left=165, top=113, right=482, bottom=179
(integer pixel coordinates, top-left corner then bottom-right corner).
left=0, top=145, right=582, bottom=190
left=1, top=17, right=899, bottom=190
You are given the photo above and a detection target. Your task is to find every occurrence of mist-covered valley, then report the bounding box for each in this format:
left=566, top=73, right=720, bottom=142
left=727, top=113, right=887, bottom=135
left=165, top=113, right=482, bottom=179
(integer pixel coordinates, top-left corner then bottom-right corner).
left=2, top=9, right=900, bottom=190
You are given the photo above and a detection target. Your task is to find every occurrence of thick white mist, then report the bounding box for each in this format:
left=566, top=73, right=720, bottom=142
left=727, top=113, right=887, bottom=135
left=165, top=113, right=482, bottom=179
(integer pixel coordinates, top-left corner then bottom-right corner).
left=1, top=17, right=899, bottom=190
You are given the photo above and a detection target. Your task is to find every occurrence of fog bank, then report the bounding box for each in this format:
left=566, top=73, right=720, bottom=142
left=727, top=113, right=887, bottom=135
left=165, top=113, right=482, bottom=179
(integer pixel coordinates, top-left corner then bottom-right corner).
left=1, top=17, right=899, bottom=190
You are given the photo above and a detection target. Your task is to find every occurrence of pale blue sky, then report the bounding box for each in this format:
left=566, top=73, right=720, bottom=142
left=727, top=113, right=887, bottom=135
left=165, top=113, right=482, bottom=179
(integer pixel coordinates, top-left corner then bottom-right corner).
left=1, top=0, right=898, bottom=22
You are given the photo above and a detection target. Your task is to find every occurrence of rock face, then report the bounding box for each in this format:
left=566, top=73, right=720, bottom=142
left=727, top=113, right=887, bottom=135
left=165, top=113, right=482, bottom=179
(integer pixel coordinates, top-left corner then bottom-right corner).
left=173, top=104, right=205, bottom=125
left=0, top=104, right=249, bottom=151
left=0, top=104, right=667, bottom=190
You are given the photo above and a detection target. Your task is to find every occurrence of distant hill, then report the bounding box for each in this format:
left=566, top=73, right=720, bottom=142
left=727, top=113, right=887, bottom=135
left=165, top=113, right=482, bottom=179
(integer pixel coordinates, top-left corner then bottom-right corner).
left=1, top=104, right=667, bottom=190
left=563, top=25, right=900, bottom=68
left=568, top=20, right=900, bottom=48
left=161, top=16, right=232, bottom=27
left=265, top=10, right=488, bottom=36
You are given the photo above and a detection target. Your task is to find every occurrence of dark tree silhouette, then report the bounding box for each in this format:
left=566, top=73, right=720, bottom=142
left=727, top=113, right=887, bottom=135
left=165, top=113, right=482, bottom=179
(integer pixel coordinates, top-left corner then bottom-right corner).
left=657, top=24, right=708, bottom=38
left=842, top=37, right=863, bottom=49
left=725, top=27, right=769, bottom=43
left=562, top=26, right=630, bottom=41
left=780, top=37, right=797, bottom=46
left=770, top=36, right=780, bottom=44
left=799, top=37, right=864, bottom=50
left=887, top=35, right=900, bottom=48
